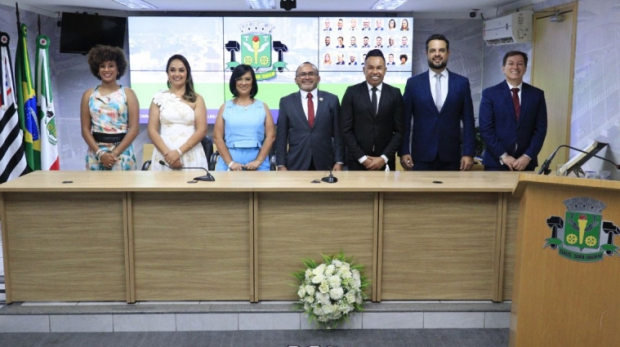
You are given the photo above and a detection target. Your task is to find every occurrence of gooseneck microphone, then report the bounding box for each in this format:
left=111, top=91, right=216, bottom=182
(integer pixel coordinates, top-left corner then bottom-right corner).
left=158, top=160, right=215, bottom=181
left=321, top=165, right=338, bottom=183
left=538, top=144, right=619, bottom=175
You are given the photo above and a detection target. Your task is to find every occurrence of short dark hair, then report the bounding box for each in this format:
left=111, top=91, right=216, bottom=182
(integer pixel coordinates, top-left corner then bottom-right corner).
left=503, top=51, right=528, bottom=67
left=296, top=62, right=319, bottom=76
left=229, top=64, right=258, bottom=98
left=365, top=49, right=385, bottom=63
left=166, top=54, right=197, bottom=102
left=87, top=45, right=127, bottom=80
left=400, top=54, right=408, bottom=61
left=425, top=34, right=450, bottom=51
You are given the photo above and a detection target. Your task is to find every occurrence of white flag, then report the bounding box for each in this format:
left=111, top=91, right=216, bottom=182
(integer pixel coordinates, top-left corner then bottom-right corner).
left=0, top=31, right=28, bottom=183
left=35, top=34, right=59, bottom=170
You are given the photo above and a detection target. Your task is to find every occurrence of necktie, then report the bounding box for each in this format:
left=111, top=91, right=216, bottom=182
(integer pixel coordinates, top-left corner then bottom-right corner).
left=371, top=87, right=378, bottom=116
left=435, top=73, right=443, bottom=111
left=511, top=88, right=520, bottom=121
left=307, top=93, right=315, bottom=127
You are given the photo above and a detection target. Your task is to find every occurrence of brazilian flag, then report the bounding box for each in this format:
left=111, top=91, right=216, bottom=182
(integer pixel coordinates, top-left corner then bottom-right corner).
left=15, top=23, right=40, bottom=171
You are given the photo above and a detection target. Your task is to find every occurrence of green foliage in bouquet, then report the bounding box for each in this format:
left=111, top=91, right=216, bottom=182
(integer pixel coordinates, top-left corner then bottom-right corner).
left=293, top=251, right=370, bottom=329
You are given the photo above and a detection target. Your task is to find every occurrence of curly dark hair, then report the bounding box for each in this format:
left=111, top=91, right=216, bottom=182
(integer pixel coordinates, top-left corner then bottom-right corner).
left=87, top=45, right=127, bottom=80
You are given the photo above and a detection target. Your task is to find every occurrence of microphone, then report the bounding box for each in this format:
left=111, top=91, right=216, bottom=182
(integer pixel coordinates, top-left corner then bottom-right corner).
left=158, top=160, right=215, bottom=181
left=538, top=144, right=620, bottom=175
left=321, top=165, right=338, bottom=183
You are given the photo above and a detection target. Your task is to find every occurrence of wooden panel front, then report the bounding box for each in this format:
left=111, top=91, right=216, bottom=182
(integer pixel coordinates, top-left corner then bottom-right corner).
left=511, top=183, right=620, bottom=347
left=502, top=196, right=520, bottom=300
left=381, top=193, right=498, bottom=300
left=4, top=193, right=127, bottom=301
left=132, top=192, right=251, bottom=300
left=257, top=192, right=376, bottom=301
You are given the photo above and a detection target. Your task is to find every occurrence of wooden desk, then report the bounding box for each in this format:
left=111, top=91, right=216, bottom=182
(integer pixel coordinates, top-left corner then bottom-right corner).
left=0, top=171, right=520, bottom=303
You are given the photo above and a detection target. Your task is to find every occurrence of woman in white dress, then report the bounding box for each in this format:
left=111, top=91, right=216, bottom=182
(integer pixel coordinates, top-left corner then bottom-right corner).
left=148, top=54, right=208, bottom=170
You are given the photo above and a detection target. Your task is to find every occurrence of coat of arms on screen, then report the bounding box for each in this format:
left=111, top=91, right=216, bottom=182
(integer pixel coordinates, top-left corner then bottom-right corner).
left=225, top=21, right=288, bottom=81
left=544, top=197, right=620, bottom=262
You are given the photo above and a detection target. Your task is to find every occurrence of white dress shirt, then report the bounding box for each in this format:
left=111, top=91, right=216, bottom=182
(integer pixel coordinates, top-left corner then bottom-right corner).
left=429, top=69, right=449, bottom=108
left=358, top=82, right=389, bottom=170
left=299, top=89, right=318, bottom=121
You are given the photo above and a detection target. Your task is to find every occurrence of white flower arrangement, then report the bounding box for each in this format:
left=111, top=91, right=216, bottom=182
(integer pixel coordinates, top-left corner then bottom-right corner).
left=293, top=252, right=369, bottom=328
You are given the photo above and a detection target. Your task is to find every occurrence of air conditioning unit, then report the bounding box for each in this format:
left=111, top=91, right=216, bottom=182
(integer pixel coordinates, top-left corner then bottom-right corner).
left=483, top=10, right=533, bottom=46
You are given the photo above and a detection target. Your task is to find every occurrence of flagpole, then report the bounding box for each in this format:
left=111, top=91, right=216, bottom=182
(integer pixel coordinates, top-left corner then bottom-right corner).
left=15, top=3, right=20, bottom=28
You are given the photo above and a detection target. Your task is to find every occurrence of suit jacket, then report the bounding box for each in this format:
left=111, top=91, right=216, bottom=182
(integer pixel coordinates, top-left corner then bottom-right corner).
left=399, top=70, right=476, bottom=164
left=276, top=90, right=344, bottom=170
left=341, top=82, right=404, bottom=170
left=479, top=81, right=547, bottom=169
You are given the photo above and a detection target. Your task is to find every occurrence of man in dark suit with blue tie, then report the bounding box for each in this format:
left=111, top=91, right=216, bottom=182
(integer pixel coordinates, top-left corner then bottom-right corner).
left=399, top=34, right=476, bottom=171
left=341, top=49, right=404, bottom=171
left=276, top=62, right=344, bottom=171
left=479, top=51, right=547, bottom=171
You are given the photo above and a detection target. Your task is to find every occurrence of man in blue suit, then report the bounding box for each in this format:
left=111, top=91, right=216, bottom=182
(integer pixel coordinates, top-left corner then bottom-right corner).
left=479, top=51, right=547, bottom=171
left=276, top=62, right=344, bottom=171
left=399, top=34, right=476, bottom=171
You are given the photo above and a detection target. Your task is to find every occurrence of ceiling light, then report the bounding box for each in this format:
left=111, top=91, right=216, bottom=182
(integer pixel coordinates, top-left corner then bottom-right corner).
left=371, top=0, right=407, bottom=10
left=246, top=0, right=276, bottom=10
left=112, top=0, right=157, bottom=9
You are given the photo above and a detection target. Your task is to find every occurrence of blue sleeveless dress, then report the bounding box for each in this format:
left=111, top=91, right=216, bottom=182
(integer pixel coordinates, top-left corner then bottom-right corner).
left=215, top=99, right=270, bottom=171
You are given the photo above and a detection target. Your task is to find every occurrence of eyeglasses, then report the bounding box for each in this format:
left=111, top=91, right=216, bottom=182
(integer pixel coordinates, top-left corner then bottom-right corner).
left=297, top=72, right=318, bottom=78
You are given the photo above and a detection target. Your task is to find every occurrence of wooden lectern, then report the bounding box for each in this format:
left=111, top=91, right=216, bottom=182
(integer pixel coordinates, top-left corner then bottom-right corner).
left=511, top=174, right=620, bottom=346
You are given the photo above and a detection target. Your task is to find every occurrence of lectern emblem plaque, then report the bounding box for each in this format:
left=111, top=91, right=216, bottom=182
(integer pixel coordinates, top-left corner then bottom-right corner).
left=544, top=197, right=619, bottom=262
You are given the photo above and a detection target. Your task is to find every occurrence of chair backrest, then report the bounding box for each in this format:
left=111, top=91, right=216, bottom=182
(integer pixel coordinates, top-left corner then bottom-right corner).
left=201, top=136, right=214, bottom=169
left=142, top=143, right=155, bottom=170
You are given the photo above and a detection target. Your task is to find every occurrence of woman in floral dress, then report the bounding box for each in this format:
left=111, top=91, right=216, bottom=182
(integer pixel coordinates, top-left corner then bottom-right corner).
left=80, top=45, right=139, bottom=170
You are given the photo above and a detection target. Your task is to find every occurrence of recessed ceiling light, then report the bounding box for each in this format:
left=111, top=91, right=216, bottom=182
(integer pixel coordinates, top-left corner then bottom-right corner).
left=245, top=0, right=276, bottom=10
left=111, top=0, right=157, bottom=10
left=371, top=0, right=408, bottom=10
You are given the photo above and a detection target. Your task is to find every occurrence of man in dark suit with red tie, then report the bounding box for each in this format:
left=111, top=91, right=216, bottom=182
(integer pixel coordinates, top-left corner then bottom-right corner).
left=340, top=49, right=404, bottom=171
left=399, top=34, right=476, bottom=171
left=479, top=51, right=547, bottom=171
left=276, top=62, right=344, bottom=171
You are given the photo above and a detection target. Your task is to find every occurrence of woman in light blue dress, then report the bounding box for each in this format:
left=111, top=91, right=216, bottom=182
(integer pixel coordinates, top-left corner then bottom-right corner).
left=213, top=64, right=275, bottom=171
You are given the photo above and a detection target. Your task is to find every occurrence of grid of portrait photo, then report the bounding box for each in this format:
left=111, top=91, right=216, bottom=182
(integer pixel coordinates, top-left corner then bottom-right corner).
left=319, top=17, right=413, bottom=71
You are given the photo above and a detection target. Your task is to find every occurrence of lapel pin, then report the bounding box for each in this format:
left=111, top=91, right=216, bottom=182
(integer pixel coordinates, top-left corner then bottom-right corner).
left=319, top=98, right=323, bottom=101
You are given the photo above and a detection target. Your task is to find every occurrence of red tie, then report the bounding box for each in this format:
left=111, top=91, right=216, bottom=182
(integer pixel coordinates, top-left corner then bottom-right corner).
left=511, top=88, right=520, bottom=121
left=307, top=93, right=315, bottom=128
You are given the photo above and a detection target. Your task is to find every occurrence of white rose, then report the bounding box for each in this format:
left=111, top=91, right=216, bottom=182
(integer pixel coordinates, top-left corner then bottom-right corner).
left=325, top=264, right=336, bottom=276
left=305, top=284, right=316, bottom=296
left=329, top=287, right=344, bottom=300
left=312, top=274, right=325, bottom=284
left=340, top=263, right=350, bottom=273
left=345, top=292, right=356, bottom=304
left=332, top=260, right=343, bottom=267
left=319, top=281, right=330, bottom=294
left=313, top=307, right=324, bottom=316
left=328, top=275, right=342, bottom=288
left=341, top=270, right=352, bottom=279
left=297, top=286, right=306, bottom=298
left=317, top=293, right=330, bottom=305
left=322, top=304, right=334, bottom=314
left=305, top=295, right=315, bottom=304
left=305, top=269, right=313, bottom=279
left=312, top=264, right=326, bottom=276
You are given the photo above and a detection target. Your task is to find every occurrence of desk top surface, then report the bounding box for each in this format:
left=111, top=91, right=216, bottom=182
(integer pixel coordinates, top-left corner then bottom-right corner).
left=0, top=171, right=525, bottom=193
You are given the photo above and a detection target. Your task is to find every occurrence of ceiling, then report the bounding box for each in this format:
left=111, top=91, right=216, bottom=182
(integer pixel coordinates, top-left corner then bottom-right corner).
left=1, top=0, right=540, bottom=18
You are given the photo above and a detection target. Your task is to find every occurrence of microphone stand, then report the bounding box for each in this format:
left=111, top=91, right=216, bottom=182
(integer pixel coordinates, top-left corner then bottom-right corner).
left=158, top=160, right=215, bottom=181
left=321, top=166, right=338, bottom=183
left=538, top=144, right=619, bottom=176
